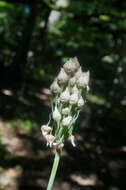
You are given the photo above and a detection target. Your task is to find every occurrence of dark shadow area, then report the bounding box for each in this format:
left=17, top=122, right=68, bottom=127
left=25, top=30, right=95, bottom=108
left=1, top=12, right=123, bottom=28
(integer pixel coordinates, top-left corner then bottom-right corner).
left=0, top=0, right=126, bottom=190
left=0, top=90, right=126, bottom=190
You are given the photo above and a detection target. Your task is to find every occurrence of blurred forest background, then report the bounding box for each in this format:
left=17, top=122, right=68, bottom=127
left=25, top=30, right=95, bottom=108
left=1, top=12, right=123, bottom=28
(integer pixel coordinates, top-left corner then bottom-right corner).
left=0, top=0, right=126, bottom=190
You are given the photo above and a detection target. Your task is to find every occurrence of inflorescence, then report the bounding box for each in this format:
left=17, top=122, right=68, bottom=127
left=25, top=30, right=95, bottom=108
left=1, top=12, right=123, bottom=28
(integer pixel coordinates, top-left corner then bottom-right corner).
left=41, top=57, right=90, bottom=150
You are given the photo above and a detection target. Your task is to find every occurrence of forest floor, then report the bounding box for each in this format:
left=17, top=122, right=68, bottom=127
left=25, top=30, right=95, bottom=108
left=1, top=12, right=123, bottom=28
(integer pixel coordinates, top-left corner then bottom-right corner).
left=0, top=120, right=98, bottom=190
left=0, top=88, right=126, bottom=190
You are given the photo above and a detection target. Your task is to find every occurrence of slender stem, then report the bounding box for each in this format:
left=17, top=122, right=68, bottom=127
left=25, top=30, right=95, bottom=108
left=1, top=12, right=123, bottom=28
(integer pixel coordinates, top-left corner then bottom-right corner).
left=47, top=150, right=61, bottom=190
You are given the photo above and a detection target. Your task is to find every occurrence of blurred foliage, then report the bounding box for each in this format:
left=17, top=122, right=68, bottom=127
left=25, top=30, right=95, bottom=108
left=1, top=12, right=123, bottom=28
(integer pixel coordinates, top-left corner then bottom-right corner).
left=5, top=119, right=37, bottom=131
left=0, top=0, right=126, bottom=189
left=0, top=0, right=125, bottom=132
left=0, top=0, right=125, bottom=125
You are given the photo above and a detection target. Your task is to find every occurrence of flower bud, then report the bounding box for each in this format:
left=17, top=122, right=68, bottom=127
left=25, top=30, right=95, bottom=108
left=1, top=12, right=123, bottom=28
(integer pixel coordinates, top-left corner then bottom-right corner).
left=59, top=143, right=64, bottom=148
left=77, top=96, right=85, bottom=108
left=53, top=106, right=61, bottom=121
left=69, top=135, right=76, bottom=147
left=57, top=68, right=69, bottom=84
left=75, top=67, right=83, bottom=79
left=50, top=80, right=61, bottom=94
left=60, top=87, right=70, bottom=102
left=62, top=116, right=72, bottom=126
left=52, top=142, right=64, bottom=149
left=52, top=142, right=59, bottom=148
left=69, top=93, right=78, bottom=104
left=71, top=85, right=79, bottom=94
left=63, top=57, right=80, bottom=74
left=62, top=107, right=70, bottom=115
left=45, top=134, right=55, bottom=144
left=70, top=76, right=76, bottom=86
left=77, top=71, right=90, bottom=88
left=86, top=85, right=90, bottom=92
left=41, top=125, right=52, bottom=136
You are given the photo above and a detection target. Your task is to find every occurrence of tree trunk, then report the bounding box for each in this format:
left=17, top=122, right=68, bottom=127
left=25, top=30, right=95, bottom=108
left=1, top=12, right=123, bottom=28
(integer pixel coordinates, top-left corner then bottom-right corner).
left=12, top=4, right=38, bottom=86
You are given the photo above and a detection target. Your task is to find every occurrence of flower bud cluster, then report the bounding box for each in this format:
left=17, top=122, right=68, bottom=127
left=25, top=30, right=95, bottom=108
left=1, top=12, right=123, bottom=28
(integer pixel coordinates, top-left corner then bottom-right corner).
left=41, top=125, right=54, bottom=147
left=41, top=57, right=90, bottom=149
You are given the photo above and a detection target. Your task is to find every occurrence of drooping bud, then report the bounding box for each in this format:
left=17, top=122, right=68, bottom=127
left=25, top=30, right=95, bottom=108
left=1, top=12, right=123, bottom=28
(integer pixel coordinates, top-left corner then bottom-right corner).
left=62, top=116, right=72, bottom=126
left=71, top=85, right=79, bottom=94
left=62, top=107, right=70, bottom=115
left=75, top=67, right=83, bottom=79
left=60, top=87, right=70, bottom=102
left=52, top=142, right=64, bottom=149
left=57, top=68, right=69, bottom=84
left=45, top=134, right=55, bottom=145
left=70, top=76, right=76, bottom=86
left=86, top=85, right=90, bottom=92
left=63, top=57, right=80, bottom=74
left=50, top=80, right=61, bottom=94
left=77, top=96, right=85, bottom=108
left=59, top=143, right=64, bottom=149
left=69, top=93, right=78, bottom=105
left=41, top=125, right=52, bottom=136
left=77, top=71, right=90, bottom=88
left=69, top=135, right=76, bottom=147
left=53, top=106, right=61, bottom=121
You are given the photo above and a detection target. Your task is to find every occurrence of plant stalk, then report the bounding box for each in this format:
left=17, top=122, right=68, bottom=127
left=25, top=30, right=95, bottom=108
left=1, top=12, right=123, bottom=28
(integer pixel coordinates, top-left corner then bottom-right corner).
left=47, top=150, right=61, bottom=190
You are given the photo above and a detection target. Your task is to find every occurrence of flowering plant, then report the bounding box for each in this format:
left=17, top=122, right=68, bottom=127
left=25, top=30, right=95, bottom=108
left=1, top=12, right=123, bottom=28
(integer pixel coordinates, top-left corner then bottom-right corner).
left=41, top=57, right=90, bottom=190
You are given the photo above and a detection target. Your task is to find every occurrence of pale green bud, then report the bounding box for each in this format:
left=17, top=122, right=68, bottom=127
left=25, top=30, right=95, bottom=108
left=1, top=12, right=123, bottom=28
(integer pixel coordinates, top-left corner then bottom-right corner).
left=69, top=93, right=78, bottom=104
left=41, top=125, right=52, bottom=136
left=53, top=107, right=61, bottom=121
left=86, top=85, right=90, bottom=92
left=69, top=135, right=76, bottom=147
left=62, top=107, right=70, bottom=115
left=75, top=67, right=83, bottom=79
left=77, top=96, right=85, bottom=108
left=57, top=68, right=69, bottom=84
left=45, top=134, right=55, bottom=144
left=71, top=85, right=79, bottom=94
left=63, top=57, right=80, bottom=74
left=60, top=87, right=70, bottom=102
left=52, top=142, right=64, bottom=149
left=62, top=116, right=72, bottom=126
left=59, top=143, right=64, bottom=148
left=50, top=80, right=61, bottom=94
left=77, top=71, right=90, bottom=88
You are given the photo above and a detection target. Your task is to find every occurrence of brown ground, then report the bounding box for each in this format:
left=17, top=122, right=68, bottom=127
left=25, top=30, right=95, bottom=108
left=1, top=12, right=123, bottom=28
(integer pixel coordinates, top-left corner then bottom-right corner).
left=0, top=88, right=126, bottom=190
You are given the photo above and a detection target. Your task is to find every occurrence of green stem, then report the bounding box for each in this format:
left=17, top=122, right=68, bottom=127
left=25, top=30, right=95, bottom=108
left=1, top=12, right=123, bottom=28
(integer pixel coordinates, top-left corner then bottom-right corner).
left=47, top=150, right=61, bottom=190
